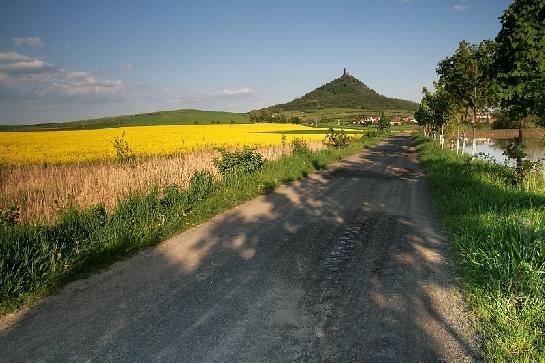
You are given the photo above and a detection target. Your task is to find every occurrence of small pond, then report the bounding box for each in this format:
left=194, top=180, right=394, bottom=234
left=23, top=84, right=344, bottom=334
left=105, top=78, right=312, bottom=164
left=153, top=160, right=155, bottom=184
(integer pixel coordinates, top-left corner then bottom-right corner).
left=447, top=136, right=545, bottom=170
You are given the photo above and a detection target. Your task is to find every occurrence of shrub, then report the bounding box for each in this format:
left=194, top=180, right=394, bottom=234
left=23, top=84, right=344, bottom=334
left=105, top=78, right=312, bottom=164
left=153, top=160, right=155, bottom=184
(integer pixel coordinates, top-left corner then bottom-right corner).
left=290, top=116, right=301, bottom=124
left=188, top=171, right=215, bottom=203
left=323, top=128, right=349, bottom=149
left=364, top=130, right=378, bottom=138
left=161, top=185, right=184, bottom=208
left=290, top=138, right=311, bottom=155
left=213, top=147, right=264, bottom=177
left=0, top=205, right=20, bottom=226
left=112, top=132, right=136, bottom=164
left=378, top=112, right=391, bottom=131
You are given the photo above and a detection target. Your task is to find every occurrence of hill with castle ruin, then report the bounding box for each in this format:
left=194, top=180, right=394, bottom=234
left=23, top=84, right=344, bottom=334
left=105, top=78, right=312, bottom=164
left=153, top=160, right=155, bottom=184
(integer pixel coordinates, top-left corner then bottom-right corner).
left=266, top=69, right=418, bottom=112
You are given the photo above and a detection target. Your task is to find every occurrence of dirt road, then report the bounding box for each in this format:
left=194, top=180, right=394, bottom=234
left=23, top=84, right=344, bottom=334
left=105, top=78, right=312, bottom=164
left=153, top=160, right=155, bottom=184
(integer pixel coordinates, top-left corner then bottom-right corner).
left=0, top=136, right=480, bottom=362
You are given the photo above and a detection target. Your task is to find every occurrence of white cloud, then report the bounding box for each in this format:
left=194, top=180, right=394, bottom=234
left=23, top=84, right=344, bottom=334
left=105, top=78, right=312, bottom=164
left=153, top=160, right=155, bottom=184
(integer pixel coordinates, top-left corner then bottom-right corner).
left=0, top=51, right=32, bottom=62
left=120, top=63, right=134, bottom=71
left=0, top=59, right=57, bottom=74
left=13, top=37, right=46, bottom=48
left=166, top=87, right=255, bottom=107
left=43, top=76, right=123, bottom=97
left=66, top=71, right=91, bottom=79
left=453, top=4, right=468, bottom=12
left=213, top=87, right=253, bottom=96
left=0, top=50, right=123, bottom=101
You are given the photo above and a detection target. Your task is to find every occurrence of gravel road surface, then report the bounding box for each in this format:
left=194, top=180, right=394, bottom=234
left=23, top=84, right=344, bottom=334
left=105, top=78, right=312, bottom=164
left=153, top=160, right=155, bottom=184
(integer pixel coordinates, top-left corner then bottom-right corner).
left=0, top=136, right=480, bottom=362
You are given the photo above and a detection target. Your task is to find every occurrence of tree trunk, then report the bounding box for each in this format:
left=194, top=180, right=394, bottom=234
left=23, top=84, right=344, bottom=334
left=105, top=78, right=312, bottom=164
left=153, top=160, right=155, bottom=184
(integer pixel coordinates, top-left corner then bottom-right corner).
left=471, top=108, right=477, bottom=156
left=517, top=122, right=524, bottom=184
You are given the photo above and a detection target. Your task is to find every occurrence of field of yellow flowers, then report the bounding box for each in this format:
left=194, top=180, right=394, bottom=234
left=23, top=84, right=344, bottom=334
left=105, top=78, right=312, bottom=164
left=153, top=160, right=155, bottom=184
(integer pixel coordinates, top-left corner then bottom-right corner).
left=0, top=124, right=338, bottom=165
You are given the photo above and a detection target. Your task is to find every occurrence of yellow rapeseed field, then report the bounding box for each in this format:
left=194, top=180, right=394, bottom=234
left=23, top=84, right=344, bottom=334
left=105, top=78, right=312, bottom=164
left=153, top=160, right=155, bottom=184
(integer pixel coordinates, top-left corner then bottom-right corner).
left=0, top=124, right=341, bottom=165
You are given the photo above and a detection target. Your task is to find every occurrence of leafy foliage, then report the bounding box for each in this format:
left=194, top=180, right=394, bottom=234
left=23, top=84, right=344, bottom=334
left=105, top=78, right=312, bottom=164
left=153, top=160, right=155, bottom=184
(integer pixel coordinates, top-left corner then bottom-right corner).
left=323, top=128, right=350, bottom=149
left=414, top=88, right=455, bottom=130
left=112, top=132, right=137, bottom=164
left=494, top=0, right=545, bottom=124
left=213, top=147, right=264, bottom=177
left=0, top=205, right=20, bottom=227
left=491, top=111, right=519, bottom=129
left=188, top=171, right=215, bottom=203
left=378, top=112, right=391, bottom=131
left=436, top=40, right=497, bottom=119
left=503, top=138, right=527, bottom=161
left=290, top=138, right=311, bottom=155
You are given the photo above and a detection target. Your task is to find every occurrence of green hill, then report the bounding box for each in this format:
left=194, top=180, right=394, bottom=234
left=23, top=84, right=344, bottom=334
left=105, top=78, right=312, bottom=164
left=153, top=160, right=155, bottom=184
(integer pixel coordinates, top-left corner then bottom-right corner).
left=268, top=71, right=417, bottom=111
left=0, top=109, right=250, bottom=131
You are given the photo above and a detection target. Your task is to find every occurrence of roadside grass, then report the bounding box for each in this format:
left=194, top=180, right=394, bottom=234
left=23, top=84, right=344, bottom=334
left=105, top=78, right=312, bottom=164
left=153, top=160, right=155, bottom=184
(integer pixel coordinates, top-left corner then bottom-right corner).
left=0, top=133, right=385, bottom=315
left=414, top=136, right=545, bottom=362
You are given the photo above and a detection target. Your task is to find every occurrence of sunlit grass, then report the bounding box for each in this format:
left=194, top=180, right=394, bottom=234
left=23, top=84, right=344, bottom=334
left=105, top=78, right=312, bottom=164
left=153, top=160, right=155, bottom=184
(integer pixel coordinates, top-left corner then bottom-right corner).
left=415, top=136, right=545, bottom=362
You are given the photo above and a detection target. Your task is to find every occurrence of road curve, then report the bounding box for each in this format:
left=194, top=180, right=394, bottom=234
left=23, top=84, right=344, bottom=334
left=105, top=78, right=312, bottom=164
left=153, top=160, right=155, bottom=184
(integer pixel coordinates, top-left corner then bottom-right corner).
left=0, top=136, right=481, bottom=362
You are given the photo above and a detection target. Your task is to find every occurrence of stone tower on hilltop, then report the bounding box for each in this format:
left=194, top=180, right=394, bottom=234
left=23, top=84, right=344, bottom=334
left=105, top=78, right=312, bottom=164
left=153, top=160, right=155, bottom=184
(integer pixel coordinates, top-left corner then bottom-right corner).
left=343, top=68, right=349, bottom=76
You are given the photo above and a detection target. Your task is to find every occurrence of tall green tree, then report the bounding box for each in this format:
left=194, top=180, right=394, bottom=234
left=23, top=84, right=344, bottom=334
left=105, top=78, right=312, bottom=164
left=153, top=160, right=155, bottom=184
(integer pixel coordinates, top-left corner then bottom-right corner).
left=475, top=39, right=498, bottom=110
left=436, top=40, right=497, bottom=124
left=431, top=88, right=456, bottom=133
left=494, top=0, right=545, bottom=125
left=378, top=112, right=391, bottom=131
left=415, top=87, right=455, bottom=136
left=415, top=88, right=434, bottom=134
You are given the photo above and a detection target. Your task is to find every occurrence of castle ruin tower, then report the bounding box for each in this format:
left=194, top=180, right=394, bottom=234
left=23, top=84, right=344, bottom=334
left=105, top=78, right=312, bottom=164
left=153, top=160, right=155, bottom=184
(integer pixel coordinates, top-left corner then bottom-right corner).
left=343, top=68, right=347, bottom=76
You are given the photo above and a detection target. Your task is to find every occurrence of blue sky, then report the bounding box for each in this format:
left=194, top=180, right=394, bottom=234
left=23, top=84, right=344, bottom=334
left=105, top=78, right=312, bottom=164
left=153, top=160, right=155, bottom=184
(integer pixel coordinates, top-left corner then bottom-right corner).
left=0, top=0, right=511, bottom=124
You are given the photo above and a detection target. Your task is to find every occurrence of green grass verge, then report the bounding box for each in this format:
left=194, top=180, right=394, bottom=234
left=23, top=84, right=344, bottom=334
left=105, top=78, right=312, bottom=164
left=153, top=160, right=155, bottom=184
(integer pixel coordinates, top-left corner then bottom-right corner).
left=0, top=134, right=385, bottom=315
left=414, top=136, right=545, bottom=362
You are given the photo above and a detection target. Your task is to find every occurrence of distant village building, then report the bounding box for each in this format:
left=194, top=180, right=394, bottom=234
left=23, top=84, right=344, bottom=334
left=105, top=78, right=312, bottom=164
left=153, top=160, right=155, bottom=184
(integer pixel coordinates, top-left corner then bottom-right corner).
left=402, top=116, right=417, bottom=124
left=353, top=116, right=379, bottom=125
left=475, top=112, right=495, bottom=124
left=353, top=115, right=416, bottom=125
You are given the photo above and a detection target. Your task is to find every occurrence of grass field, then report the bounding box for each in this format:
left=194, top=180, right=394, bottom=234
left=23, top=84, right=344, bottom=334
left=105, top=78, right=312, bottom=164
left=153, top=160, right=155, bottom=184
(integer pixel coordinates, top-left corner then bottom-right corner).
left=0, top=109, right=250, bottom=131
left=415, top=136, right=545, bottom=362
left=0, top=123, right=355, bottom=165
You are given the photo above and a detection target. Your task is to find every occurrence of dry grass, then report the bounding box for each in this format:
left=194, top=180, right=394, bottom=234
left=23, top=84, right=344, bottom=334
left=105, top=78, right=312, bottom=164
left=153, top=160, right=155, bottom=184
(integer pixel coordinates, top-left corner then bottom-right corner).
left=0, top=143, right=323, bottom=223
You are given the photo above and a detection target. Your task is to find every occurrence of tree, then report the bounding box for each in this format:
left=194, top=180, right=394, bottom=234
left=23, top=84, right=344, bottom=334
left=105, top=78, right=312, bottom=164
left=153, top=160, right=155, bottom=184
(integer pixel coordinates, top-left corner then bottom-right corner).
left=436, top=40, right=497, bottom=125
left=415, top=87, right=455, bottom=137
left=248, top=109, right=275, bottom=123
left=494, top=0, right=545, bottom=125
left=475, top=39, right=498, bottom=110
left=493, top=0, right=545, bottom=182
left=430, top=88, right=455, bottom=136
left=415, top=88, right=434, bottom=135
left=378, top=112, right=390, bottom=131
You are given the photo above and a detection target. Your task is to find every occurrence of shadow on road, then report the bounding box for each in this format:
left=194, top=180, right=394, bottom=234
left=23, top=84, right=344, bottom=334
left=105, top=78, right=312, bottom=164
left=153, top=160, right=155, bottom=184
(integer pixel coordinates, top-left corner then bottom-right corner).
left=0, top=136, right=481, bottom=362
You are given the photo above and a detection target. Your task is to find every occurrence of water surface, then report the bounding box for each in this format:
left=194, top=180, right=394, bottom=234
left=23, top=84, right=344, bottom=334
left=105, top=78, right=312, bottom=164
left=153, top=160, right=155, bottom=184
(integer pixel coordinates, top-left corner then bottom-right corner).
left=448, top=137, right=545, bottom=169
